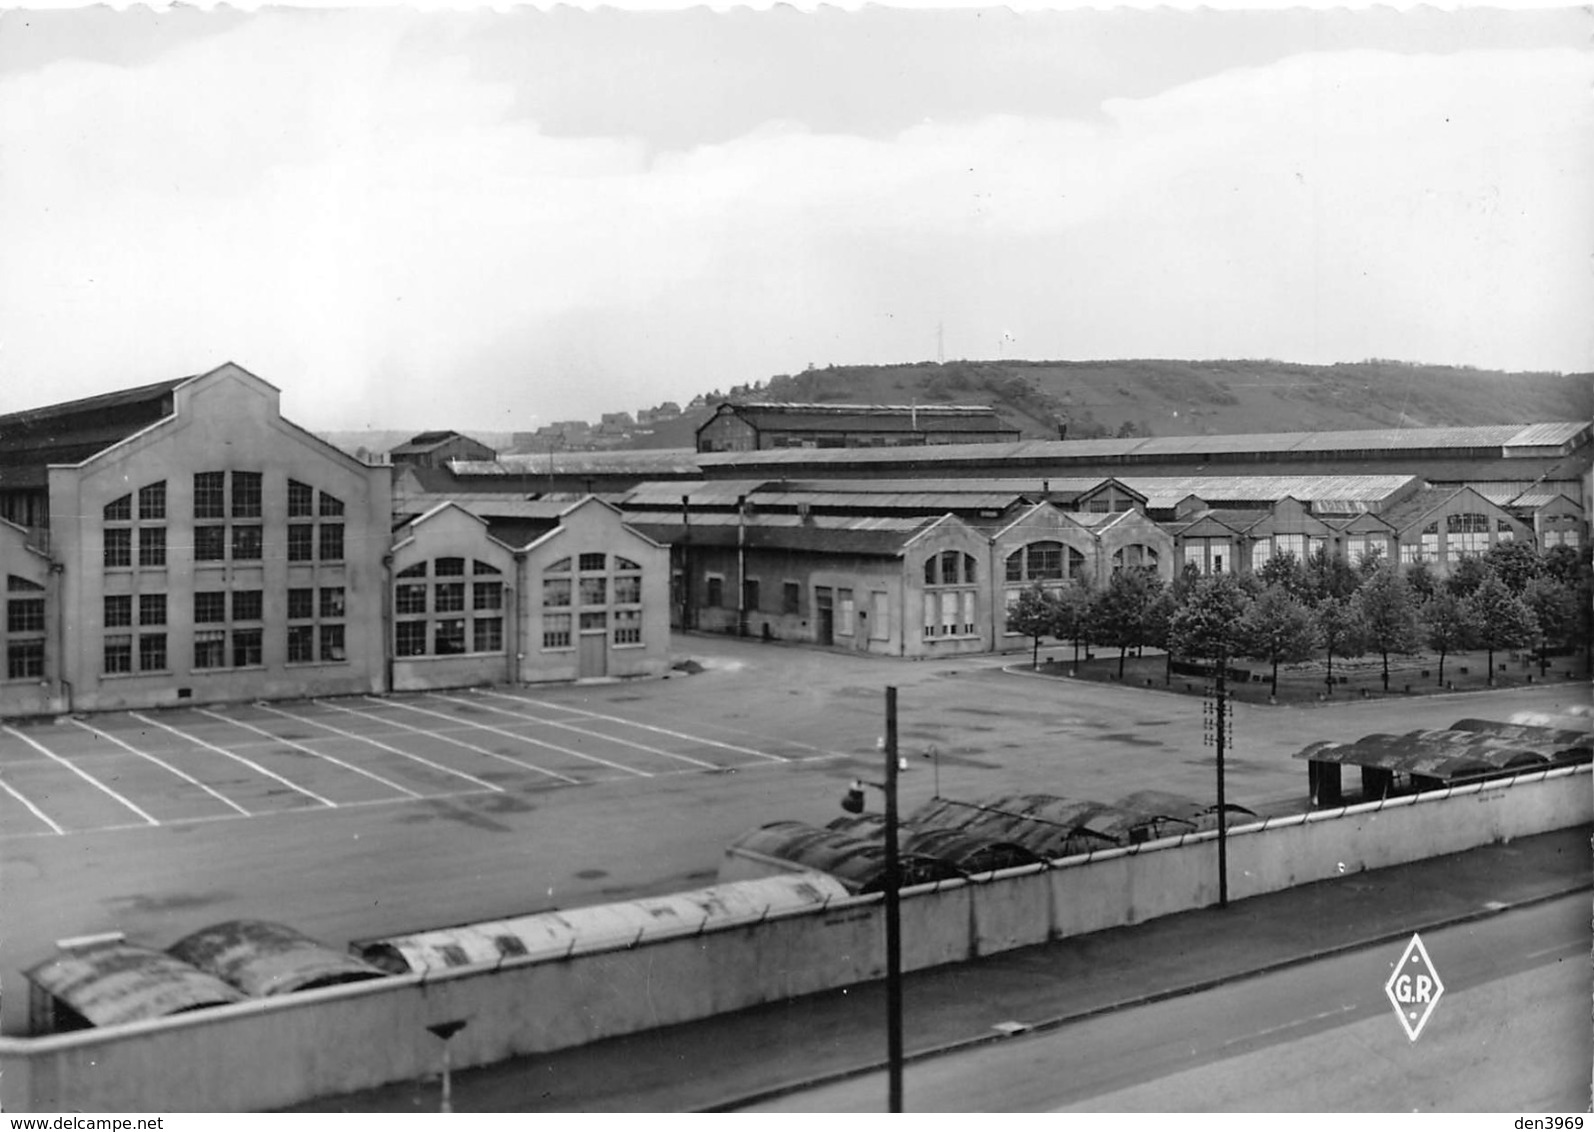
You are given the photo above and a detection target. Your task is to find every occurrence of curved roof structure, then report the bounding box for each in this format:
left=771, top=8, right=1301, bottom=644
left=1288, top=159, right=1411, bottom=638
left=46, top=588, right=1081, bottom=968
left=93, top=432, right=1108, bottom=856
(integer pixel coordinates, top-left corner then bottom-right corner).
left=826, top=813, right=1044, bottom=874
left=727, top=821, right=965, bottom=893
left=907, top=796, right=1117, bottom=859
left=356, top=872, right=852, bottom=975
left=1293, top=718, right=1592, bottom=782
left=167, top=919, right=386, bottom=997
left=25, top=942, right=245, bottom=1028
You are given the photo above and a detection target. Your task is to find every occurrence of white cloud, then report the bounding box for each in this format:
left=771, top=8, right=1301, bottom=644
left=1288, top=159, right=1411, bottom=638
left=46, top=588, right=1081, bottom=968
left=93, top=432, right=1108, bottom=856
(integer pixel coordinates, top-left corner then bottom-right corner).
left=0, top=13, right=1588, bottom=429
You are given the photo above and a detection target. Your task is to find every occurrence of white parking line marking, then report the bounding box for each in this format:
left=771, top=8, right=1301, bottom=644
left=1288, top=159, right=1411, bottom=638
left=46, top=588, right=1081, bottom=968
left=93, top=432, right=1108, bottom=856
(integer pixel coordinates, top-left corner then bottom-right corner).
left=0, top=773, right=66, bottom=834
left=346, top=698, right=583, bottom=785
left=130, top=711, right=338, bottom=808
left=455, top=691, right=720, bottom=770
left=409, top=695, right=653, bottom=778
left=256, top=703, right=505, bottom=794
left=195, top=708, right=424, bottom=800
left=498, top=691, right=794, bottom=762
left=2, top=725, right=159, bottom=826
left=71, top=720, right=253, bottom=817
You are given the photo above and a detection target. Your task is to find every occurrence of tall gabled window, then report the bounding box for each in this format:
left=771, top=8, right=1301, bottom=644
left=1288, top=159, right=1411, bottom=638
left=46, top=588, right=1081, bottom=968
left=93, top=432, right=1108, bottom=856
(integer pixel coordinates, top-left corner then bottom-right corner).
left=194, top=472, right=226, bottom=520
left=231, top=472, right=262, bottom=518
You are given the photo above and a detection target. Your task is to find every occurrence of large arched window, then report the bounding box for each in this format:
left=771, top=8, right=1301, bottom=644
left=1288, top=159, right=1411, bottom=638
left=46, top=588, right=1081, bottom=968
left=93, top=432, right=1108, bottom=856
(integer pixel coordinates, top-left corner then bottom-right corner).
left=922, top=551, right=978, bottom=639
left=1001, top=540, right=1086, bottom=637
left=1005, top=541, right=1084, bottom=582
left=1112, top=544, right=1159, bottom=573
left=540, top=553, right=645, bottom=650
left=395, top=558, right=505, bottom=657
left=1445, top=513, right=1489, bottom=559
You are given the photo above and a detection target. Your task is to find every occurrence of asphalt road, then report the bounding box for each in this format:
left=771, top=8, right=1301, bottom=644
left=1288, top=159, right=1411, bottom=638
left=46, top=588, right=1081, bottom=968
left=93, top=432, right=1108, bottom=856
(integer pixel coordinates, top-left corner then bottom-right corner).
left=2, top=633, right=1586, bottom=1037
left=747, top=893, right=1592, bottom=1112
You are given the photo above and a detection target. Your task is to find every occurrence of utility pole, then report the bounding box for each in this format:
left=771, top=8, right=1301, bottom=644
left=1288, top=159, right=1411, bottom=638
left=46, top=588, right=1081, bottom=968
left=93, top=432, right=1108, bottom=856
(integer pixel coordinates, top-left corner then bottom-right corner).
left=1204, top=666, right=1231, bottom=907
left=883, top=686, right=903, bottom=1112
left=680, top=494, right=693, bottom=632
left=840, top=687, right=906, bottom=1112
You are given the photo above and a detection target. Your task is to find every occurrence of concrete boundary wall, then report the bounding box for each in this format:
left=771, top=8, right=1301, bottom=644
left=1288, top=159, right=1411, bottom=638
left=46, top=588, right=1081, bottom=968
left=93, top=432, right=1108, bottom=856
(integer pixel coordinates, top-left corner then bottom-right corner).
left=3, top=767, right=1587, bottom=1113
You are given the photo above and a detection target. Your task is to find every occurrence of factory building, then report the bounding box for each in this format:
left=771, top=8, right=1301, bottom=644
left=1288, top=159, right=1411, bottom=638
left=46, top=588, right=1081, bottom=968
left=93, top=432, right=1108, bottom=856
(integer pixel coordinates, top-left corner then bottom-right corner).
left=0, top=365, right=666, bottom=719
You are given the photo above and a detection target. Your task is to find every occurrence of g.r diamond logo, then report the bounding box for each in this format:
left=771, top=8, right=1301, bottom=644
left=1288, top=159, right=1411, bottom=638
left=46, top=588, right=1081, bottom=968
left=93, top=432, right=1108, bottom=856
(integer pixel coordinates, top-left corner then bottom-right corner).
left=1385, top=933, right=1444, bottom=1041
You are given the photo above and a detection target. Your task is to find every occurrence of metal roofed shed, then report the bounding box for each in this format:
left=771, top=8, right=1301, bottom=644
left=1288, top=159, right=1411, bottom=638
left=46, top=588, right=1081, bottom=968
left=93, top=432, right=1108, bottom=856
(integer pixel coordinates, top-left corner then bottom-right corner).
left=721, top=821, right=966, bottom=893
left=1295, top=718, right=1593, bottom=807
left=25, top=939, right=246, bottom=1033
left=353, top=873, right=852, bottom=975
left=166, top=919, right=387, bottom=997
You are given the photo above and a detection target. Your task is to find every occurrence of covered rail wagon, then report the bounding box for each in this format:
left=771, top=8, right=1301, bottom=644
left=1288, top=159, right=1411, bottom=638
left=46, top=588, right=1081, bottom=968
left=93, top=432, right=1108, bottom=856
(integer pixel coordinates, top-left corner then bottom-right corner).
left=826, top=813, right=1044, bottom=874
left=25, top=938, right=246, bottom=1034
left=1297, top=718, right=1594, bottom=806
left=354, top=872, right=852, bottom=975
left=167, top=919, right=386, bottom=997
left=1112, top=790, right=1257, bottom=839
left=908, top=795, right=1119, bottom=859
left=721, top=821, right=965, bottom=893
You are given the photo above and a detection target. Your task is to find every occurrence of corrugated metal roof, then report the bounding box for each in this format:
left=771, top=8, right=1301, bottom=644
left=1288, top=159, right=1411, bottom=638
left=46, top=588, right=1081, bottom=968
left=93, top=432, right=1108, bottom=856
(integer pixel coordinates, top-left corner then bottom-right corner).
left=726, top=401, right=1004, bottom=415
left=620, top=481, right=771, bottom=507
left=1503, top=422, right=1592, bottom=450
left=779, top=478, right=1103, bottom=496
left=355, top=873, right=852, bottom=974
left=26, top=941, right=246, bottom=1027
left=695, top=423, right=1586, bottom=471
left=1506, top=491, right=1573, bottom=509
left=166, top=920, right=386, bottom=997
left=757, top=489, right=1030, bottom=512
left=1375, top=486, right=1468, bottom=531
left=453, top=449, right=702, bottom=476
left=1119, top=474, right=1417, bottom=506
left=396, top=495, right=576, bottom=520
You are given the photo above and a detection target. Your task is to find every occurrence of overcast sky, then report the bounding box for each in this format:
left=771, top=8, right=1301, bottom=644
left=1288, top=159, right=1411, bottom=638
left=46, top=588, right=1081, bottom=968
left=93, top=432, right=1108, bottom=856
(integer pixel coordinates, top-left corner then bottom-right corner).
left=1, top=5, right=1589, bottom=431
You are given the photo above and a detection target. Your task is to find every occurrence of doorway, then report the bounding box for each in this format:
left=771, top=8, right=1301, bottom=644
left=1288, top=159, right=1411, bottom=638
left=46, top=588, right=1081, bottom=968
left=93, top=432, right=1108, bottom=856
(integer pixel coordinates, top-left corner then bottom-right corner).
left=578, top=631, right=608, bottom=679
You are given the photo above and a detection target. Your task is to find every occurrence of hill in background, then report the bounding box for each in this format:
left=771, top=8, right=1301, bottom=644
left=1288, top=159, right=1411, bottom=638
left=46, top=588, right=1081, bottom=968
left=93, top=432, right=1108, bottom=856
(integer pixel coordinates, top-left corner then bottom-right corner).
left=622, top=359, right=1591, bottom=449
left=325, top=359, right=1592, bottom=457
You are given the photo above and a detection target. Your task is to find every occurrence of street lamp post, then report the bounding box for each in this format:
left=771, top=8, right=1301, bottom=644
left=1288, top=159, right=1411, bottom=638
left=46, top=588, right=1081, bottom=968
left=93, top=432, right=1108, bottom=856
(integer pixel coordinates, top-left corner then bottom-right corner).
left=426, top=1019, right=468, bottom=1113
left=841, top=685, right=905, bottom=1112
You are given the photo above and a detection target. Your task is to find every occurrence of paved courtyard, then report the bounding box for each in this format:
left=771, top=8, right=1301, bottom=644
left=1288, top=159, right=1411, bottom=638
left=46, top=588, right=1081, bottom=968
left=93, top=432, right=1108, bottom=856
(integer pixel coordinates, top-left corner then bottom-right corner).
left=0, top=687, right=838, bottom=839
left=1, top=633, right=1585, bottom=1036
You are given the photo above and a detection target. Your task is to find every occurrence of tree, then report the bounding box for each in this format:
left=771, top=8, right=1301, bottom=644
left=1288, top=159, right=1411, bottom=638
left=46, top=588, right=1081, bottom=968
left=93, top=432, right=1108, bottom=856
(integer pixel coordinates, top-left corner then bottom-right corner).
left=1482, top=540, right=1543, bottom=594
left=1051, top=577, right=1095, bottom=669
left=1444, top=555, right=1489, bottom=599
left=1007, top=583, right=1060, bottom=669
left=1467, top=574, right=1538, bottom=686
left=1305, top=546, right=1361, bottom=603
left=1093, top=569, right=1163, bottom=679
left=1144, top=585, right=1179, bottom=685
left=1520, top=577, right=1577, bottom=676
left=1239, top=585, right=1316, bottom=697
left=1353, top=565, right=1421, bottom=691
left=1542, top=543, right=1591, bottom=588
left=1313, top=596, right=1366, bottom=696
left=1421, top=590, right=1476, bottom=686
left=1404, top=560, right=1437, bottom=603
left=1256, top=551, right=1308, bottom=600
left=1168, top=574, right=1252, bottom=665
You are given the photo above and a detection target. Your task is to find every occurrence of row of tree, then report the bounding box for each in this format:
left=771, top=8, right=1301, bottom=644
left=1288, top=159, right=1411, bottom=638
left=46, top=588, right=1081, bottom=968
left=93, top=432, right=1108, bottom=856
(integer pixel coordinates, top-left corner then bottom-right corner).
left=1007, top=541, right=1592, bottom=696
